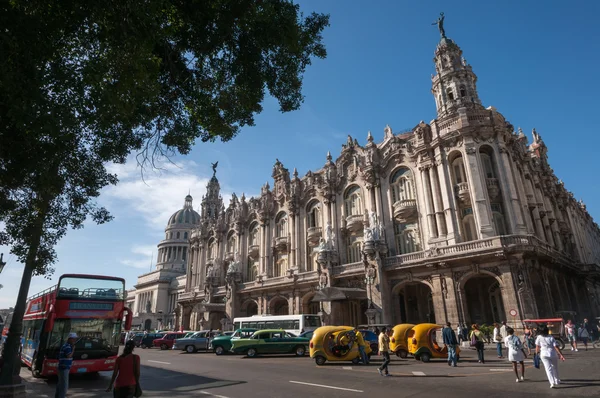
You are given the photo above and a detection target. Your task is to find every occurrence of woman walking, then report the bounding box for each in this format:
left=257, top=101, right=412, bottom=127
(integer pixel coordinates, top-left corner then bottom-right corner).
left=469, top=324, right=485, bottom=364
left=535, top=325, right=565, bottom=389
left=505, top=327, right=526, bottom=382
left=106, top=340, right=141, bottom=397
left=493, top=323, right=503, bottom=358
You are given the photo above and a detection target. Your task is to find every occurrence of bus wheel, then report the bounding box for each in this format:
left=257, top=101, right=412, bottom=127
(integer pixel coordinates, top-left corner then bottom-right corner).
left=31, top=355, right=41, bottom=378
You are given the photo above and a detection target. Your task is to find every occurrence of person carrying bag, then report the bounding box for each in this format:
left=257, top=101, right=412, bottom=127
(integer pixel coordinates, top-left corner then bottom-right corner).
left=107, top=340, right=142, bottom=398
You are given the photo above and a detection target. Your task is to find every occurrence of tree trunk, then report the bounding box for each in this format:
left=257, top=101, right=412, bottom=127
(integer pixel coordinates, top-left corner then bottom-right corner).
left=0, top=201, right=47, bottom=386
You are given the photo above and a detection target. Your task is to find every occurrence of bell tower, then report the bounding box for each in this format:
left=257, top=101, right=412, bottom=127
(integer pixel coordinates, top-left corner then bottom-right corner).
left=201, top=162, right=223, bottom=221
left=430, top=15, right=483, bottom=118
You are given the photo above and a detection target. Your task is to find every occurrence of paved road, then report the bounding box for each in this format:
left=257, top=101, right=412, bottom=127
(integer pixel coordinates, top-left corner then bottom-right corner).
left=21, top=345, right=600, bottom=397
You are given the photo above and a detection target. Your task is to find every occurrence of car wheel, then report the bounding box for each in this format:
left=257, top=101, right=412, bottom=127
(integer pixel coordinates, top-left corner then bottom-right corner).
left=295, top=345, right=306, bottom=357
left=186, top=345, right=196, bottom=354
left=396, top=349, right=408, bottom=359
left=315, top=355, right=326, bottom=366
left=246, top=348, right=258, bottom=358
left=31, top=354, right=41, bottom=378
left=420, top=352, right=431, bottom=363
left=160, top=344, right=168, bottom=351
left=351, top=357, right=360, bottom=365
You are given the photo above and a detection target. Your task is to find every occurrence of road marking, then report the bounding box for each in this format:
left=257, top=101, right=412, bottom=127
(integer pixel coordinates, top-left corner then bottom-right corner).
left=412, top=371, right=426, bottom=376
left=198, top=391, right=230, bottom=398
left=147, top=360, right=171, bottom=365
left=342, top=366, right=353, bottom=370
left=289, top=381, right=364, bottom=393
left=489, top=368, right=511, bottom=372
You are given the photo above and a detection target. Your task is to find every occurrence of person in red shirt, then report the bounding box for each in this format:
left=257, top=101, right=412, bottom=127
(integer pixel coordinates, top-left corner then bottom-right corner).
left=106, top=340, right=140, bottom=398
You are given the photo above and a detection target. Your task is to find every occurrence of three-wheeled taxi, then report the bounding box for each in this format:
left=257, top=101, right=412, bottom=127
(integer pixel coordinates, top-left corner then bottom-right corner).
left=522, top=318, right=566, bottom=350
left=407, top=323, right=460, bottom=363
left=310, top=326, right=372, bottom=366
left=390, top=323, right=414, bottom=358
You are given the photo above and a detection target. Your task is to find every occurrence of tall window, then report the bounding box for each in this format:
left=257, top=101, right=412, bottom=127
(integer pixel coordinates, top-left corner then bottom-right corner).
left=276, top=212, right=288, bottom=237
left=227, top=232, right=236, bottom=253
left=493, top=212, right=507, bottom=236
left=346, top=237, right=362, bottom=263
left=394, top=223, right=420, bottom=254
left=344, top=186, right=363, bottom=216
left=463, top=215, right=477, bottom=242
left=274, top=257, right=287, bottom=277
left=249, top=223, right=259, bottom=246
left=446, top=87, right=455, bottom=101
left=307, top=201, right=321, bottom=228
left=208, top=239, right=217, bottom=259
left=390, top=168, right=415, bottom=203
left=480, top=152, right=495, bottom=178
left=307, top=252, right=318, bottom=272
left=451, top=155, right=467, bottom=184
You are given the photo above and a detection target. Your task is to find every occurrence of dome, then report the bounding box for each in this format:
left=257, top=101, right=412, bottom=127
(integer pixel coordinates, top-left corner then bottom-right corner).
left=167, top=195, right=201, bottom=227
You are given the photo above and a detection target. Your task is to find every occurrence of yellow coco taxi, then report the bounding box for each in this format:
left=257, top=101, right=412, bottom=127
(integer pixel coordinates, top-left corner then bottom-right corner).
left=389, top=323, right=415, bottom=358
left=310, top=326, right=372, bottom=366
left=407, top=323, right=460, bottom=363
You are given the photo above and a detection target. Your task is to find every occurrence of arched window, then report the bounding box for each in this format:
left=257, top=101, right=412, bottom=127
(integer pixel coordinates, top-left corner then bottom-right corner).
left=249, top=222, right=259, bottom=246
left=463, top=215, right=477, bottom=242
left=344, top=186, right=363, bottom=216
left=176, top=231, right=180, bottom=239
left=276, top=212, right=288, bottom=238
left=346, top=237, right=362, bottom=263
left=390, top=168, right=415, bottom=203
left=480, top=153, right=495, bottom=179
left=446, top=87, right=455, bottom=101
left=307, top=201, right=321, bottom=228
left=450, top=154, right=467, bottom=184
left=227, top=231, right=236, bottom=253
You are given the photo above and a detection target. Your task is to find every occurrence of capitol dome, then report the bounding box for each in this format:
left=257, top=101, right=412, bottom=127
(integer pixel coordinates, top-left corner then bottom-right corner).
left=167, top=195, right=201, bottom=226
left=156, top=195, right=201, bottom=271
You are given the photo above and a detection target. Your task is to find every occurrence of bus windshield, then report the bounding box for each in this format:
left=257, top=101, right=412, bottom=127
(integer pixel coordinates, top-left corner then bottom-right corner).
left=57, top=276, right=125, bottom=300
left=46, top=318, right=121, bottom=359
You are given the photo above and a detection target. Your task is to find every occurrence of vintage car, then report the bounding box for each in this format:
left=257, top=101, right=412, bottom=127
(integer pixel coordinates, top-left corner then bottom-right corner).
left=310, top=326, right=373, bottom=366
left=407, top=323, right=460, bottom=362
left=153, top=332, right=187, bottom=350
left=229, top=329, right=309, bottom=357
left=172, top=330, right=221, bottom=353
left=390, top=323, right=415, bottom=358
left=210, top=328, right=257, bottom=355
left=132, top=332, right=164, bottom=349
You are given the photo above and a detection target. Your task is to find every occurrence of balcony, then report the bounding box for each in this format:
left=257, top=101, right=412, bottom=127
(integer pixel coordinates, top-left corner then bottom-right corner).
left=346, top=214, right=364, bottom=233
left=392, top=199, right=418, bottom=223
left=306, top=226, right=322, bottom=247
left=275, top=236, right=289, bottom=252
left=206, top=257, right=215, bottom=265
left=225, top=251, right=235, bottom=261
left=455, top=182, right=471, bottom=205
left=248, top=244, right=259, bottom=259
left=526, top=194, right=536, bottom=208
left=486, top=178, right=500, bottom=200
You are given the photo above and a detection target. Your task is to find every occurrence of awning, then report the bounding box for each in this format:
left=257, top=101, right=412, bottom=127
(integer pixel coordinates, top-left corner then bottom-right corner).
left=311, top=287, right=368, bottom=302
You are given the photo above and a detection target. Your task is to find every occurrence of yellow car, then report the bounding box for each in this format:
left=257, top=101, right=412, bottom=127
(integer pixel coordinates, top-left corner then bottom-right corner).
left=407, top=323, right=460, bottom=363
left=389, top=323, right=414, bottom=358
left=309, top=326, right=372, bottom=366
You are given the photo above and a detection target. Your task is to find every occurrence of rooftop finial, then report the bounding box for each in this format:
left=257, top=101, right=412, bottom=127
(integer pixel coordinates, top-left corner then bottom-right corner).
left=367, top=131, right=373, bottom=143
left=326, top=151, right=332, bottom=161
left=211, top=161, right=219, bottom=177
left=432, top=12, right=446, bottom=39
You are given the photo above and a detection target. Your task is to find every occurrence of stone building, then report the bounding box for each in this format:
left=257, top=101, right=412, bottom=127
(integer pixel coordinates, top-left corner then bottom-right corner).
left=176, top=33, right=600, bottom=331
left=128, top=195, right=200, bottom=330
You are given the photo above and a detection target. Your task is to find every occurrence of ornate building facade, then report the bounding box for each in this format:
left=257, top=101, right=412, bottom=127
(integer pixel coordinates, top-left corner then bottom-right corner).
left=127, top=195, right=200, bottom=330
left=176, top=34, right=600, bottom=331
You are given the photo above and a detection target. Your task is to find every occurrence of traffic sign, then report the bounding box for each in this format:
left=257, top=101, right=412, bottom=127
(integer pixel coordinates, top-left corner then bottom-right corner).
left=509, top=309, right=518, bottom=317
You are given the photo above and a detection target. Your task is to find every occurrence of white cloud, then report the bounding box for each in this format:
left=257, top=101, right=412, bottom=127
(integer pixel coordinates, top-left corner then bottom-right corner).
left=102, top=158, right=211, bottom=230
left=120, top=244, right=159, bottom=270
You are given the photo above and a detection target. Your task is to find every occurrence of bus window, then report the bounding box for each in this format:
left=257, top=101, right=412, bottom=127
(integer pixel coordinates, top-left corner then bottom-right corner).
left=234, top=322, right=241, bottom=330
left=303, top=316, right=321, bottom=327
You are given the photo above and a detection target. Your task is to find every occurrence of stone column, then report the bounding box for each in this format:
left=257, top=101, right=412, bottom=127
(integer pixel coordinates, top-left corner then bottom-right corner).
left=547, top=199, right=563, bottom=252
left=497, top=148, right=527, bottom=234
left=430, top=274, right=459, bottom=324
left=434, top=153, right=458, bottom=243
left=420, top=166, right=438, bottom=239
left=290, top=213, right=296, bottom=268
left=499, top=266, right=521, bottom=325
left=430, top=167, right=448, bottom=237
left=513, top=168, right=535, bottom=234
left=260, top=222, right=267, bottom=275
left=463, top=144, right=494, bottom=238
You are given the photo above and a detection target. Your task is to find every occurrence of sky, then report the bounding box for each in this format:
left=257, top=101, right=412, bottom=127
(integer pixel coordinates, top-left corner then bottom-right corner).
left=1, top=0, right=600, bottom=308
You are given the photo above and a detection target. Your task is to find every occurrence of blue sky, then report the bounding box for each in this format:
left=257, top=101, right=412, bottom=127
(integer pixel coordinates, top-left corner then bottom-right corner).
left=1, top=0, right=599, bottom=308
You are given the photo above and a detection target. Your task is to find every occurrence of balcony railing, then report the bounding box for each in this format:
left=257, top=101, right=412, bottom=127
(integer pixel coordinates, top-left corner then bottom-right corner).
left=306, top=226, right=322, bottom=247
left=345, top=214, right=364, bottom=233
left=248, top=244, right=259, bottom=259
left=274, top=236, right=289, bottom=251
left=392, top=199, right=418, bottom=223
left=225, top=251, right=235, bottom=261
left=455, top=182, right=470, bottom=204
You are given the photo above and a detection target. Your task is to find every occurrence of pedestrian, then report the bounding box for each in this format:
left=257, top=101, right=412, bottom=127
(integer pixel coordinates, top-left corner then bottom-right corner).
left=564, top=319, right=578, bottom=351
left=535, top=324, right=565, bottom=388
left=493, top=323, right=503, bottom=358
left=354, top=328, right=369, bottom=365
left=578, top=325, right=589, bottom=351
left=55, top=332, right=77, bottom=398
left=456, top=324, right=463, bottom=344
left=377, top=327, right=391, bottom=376
left=469, top=324, right=485, bottom=364
left=106, top=340, right=141, bottom=398
left=443, top=322, right=458, bottom=367
left=504, top=327, right=526, bottom=382
left=462, top=324, right=469, bottom=342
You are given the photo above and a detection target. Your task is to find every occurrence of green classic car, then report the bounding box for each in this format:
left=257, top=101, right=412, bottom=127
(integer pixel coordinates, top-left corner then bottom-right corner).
left=230, top=329, right=309, bottom=358
left=210, top=328, right=257, bottom=355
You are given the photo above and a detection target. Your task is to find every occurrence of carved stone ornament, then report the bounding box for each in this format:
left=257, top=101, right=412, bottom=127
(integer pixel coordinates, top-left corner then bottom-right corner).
left=465, top=146, right=476, bottom=155
left=471, top=263, right=479, bottom=274
left=441, top=276, right=448, bottom=299
left=488, top=266, right=502, bottom=277
left=453, top=270, right=465, bottom=283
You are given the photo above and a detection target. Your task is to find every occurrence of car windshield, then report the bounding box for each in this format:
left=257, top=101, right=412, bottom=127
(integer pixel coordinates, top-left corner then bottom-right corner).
left=47, top=318, right=120, bottom=359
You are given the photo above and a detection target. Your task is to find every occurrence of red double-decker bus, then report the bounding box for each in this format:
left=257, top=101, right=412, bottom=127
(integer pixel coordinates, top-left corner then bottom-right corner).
left=21, top=274, right=132, bottom=377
